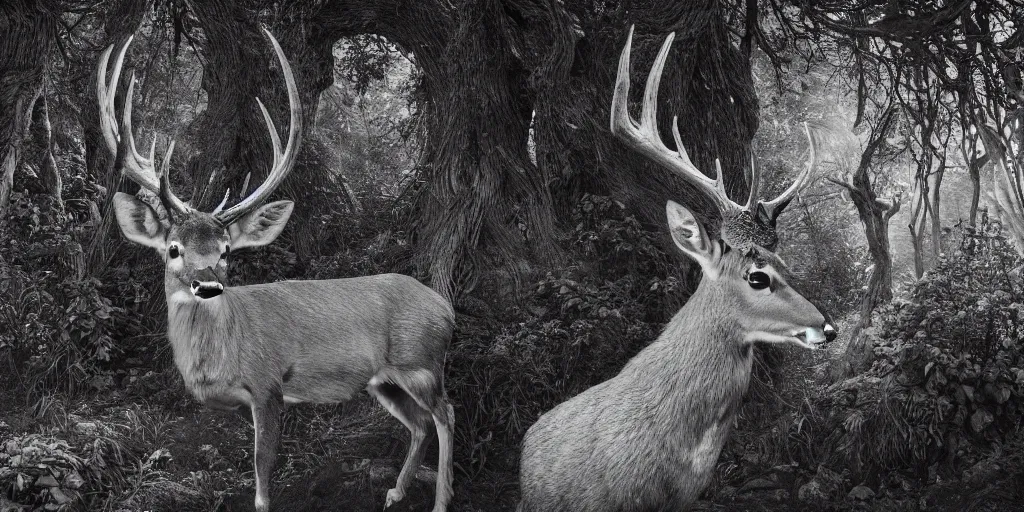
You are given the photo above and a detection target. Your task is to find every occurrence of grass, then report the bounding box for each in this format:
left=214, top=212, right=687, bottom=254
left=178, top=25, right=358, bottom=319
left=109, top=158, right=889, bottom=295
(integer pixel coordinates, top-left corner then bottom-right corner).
left=3, top=312, right=1023, bottom=511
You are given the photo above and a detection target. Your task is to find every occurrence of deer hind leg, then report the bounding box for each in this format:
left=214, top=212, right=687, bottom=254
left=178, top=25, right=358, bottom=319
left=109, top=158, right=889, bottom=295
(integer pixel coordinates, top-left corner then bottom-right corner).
left=429, top=396, right=455, bottom=512
left=369, top=367, right=454, bottom=512
left=368, top=377, right=433, bottom=509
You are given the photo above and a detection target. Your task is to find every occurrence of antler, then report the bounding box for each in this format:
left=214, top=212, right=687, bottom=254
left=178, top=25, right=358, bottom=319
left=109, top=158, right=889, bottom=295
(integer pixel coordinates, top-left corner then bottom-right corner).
left=610, top=26, right=817, bottom=221
left=97, top=35, right=189, bottom=216
left=213, top=28, right=302, bottom=226
left=98, top=28, right=301, bottom=224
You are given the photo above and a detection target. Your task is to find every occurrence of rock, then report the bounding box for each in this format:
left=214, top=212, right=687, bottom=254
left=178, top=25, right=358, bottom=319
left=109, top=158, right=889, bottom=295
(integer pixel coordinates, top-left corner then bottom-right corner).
left=848, top=485, right=876, bottom=501
left=73, top=422, right=97, bottom=435
left=962, top=459, right=1001, bottom=485
left=48, top=487, right=71, bottom=504
left=717, top=486, right=738, bottom=499
left=63, top=471, right=84, bottom=490
left=739, top=477, right=778, bottom=493
left=798, top=480, right=827, bottom=501
left=970, top=409, right=994, bottom=433
left=35, top=475, right=59, bottom=487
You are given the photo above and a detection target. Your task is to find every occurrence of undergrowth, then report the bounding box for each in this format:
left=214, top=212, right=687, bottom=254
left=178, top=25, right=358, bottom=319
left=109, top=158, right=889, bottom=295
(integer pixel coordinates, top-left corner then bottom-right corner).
left=794, top=215, right=1024, bottom=485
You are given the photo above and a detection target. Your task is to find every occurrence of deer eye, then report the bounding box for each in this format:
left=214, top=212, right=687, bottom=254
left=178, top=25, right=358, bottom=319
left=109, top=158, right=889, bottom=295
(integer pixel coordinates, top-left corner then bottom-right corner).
left=168, top=245, right=181, bottom=259
left=748, top=271, right=771, bottom=290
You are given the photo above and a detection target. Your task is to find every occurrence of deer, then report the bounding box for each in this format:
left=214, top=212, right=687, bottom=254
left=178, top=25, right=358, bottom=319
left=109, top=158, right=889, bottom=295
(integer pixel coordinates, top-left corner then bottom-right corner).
left=517, top=27, right=837, bottom=512
left=97, top=29, right=455, bottom=512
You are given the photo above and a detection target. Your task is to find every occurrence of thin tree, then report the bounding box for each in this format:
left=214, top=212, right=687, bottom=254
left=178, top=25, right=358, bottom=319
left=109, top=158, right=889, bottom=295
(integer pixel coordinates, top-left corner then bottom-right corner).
left=828, top=105, right=902, bottom=374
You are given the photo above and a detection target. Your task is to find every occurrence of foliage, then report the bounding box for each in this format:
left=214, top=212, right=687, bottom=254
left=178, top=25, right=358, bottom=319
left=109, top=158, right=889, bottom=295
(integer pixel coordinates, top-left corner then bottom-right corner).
left=803, top=216, right=1024, bottom=476
left=1, top=433, right=91, bottom=510
left=777, top=195, right=867, bottom=317
left=2, top=193, right=121, bottom=394
left=446, top=194, right=677, bottom=476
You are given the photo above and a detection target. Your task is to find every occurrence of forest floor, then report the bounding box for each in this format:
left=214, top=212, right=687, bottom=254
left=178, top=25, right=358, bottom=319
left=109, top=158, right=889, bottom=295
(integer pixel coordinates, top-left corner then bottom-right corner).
left=2, top=314, right=1022, bottom=511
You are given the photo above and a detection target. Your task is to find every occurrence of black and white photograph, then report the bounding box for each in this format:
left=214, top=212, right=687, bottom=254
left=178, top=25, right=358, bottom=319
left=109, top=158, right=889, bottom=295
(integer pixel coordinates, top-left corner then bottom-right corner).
left=1, top=1, right=1021, bottom=510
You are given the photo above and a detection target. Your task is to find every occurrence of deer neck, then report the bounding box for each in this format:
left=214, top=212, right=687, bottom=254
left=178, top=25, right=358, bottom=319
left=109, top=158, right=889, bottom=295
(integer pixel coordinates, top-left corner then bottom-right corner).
left=164, top=275, right=244, bottom=390
left=630, top=281, right=754, bottom=428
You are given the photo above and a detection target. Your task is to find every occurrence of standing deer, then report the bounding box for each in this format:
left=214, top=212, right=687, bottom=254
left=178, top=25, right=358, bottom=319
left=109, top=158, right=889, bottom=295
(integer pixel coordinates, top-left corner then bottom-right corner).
left=97, top=29, right=454, bottom=512
left=518, top=27, right=837, bottom=512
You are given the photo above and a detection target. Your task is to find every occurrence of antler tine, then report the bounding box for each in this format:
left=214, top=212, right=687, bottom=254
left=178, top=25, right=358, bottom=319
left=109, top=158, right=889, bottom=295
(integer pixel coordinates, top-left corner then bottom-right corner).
left=212, top=172, right=251, bottom=214
left=97, top=35, right=188, bottom=216
left=215, top=28, right=302, bottom=226
left=120, top=73, right=157, bottom=187
left=158, top=140, right=189, bottom=214
left=761, top=122, right=817, bottom=216
left=744, top=152, right=760, bottom=210
left=97, top=41, right=125, bottom=155
left=97, top=37, right=159, bottom=194
left=212, top=189, right=231, bottom=214
left=610, top=26, right=743, bottom=216
left=122, top=71, right=189, bottom=215
left=256, top=98, right=284, bottom=170
left=241, top=172, right=251, bottom=197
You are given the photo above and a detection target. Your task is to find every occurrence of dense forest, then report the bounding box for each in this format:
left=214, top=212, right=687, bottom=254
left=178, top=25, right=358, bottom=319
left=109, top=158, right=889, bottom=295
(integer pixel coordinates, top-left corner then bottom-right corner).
left=2, top=0, right=1023, bottom=510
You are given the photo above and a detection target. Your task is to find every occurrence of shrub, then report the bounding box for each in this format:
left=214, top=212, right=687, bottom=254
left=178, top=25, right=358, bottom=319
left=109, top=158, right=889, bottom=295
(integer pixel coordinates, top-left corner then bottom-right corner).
left=804, top=215, right=1024, bottom=476
left=446, top=194, right=678, bottom=476
left=0, top=192, right=143, bottom=396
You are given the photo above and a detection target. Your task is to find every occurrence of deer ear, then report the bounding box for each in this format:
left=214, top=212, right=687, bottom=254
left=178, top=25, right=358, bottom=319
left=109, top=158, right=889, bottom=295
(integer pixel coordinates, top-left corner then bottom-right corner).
left=113, top=192, right=167, bottom=250
left=666, top=200, right=718, bottom=275
left=227, top=200, right=294, bottom=250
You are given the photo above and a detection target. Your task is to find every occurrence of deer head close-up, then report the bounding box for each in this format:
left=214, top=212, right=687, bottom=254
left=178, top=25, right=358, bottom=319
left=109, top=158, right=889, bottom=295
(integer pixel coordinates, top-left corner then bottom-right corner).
left=517, top=27, right=837, bottom=512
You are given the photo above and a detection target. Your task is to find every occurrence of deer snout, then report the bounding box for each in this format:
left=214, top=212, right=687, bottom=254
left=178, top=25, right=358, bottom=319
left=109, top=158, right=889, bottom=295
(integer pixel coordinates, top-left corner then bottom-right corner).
left=190, top=268, right=224, bottom=299
left=823, top=323, right=837, bottom=342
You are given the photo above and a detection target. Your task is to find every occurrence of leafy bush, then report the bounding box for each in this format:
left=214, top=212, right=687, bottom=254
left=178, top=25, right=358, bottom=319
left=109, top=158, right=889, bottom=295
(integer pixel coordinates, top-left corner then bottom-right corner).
left=806, top=215, right=1024, bottom=476
left=0, top=193, right=140, bottom=395
left=446, top=194, right=676, bottom=476
left=776, top=196, right=866, bottom=317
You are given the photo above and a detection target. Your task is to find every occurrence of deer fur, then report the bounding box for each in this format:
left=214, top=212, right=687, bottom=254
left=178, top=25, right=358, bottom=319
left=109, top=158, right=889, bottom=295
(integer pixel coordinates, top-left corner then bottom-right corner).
left=101, top=28, right=457, bottom=512
left=517, top=202, right=831, bottom=512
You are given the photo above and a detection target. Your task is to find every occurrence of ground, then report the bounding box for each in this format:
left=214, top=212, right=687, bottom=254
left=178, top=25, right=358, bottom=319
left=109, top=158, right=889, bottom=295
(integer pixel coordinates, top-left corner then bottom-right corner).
left=2, top=315, right=1023, bottom=511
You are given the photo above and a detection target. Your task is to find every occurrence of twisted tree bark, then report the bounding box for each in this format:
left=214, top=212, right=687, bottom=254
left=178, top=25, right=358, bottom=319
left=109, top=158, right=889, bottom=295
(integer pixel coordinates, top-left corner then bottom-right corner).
left=0, top=0, right=57, bottom=217
left=830, top=107, right=900, bottom=376
left=178, top=0, right=759, bottom=300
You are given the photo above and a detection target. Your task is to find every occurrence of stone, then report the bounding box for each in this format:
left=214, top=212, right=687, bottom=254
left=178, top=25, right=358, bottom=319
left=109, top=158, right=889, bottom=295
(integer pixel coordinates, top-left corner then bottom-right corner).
left=848, top=485, right=876, bottom=501
left=798, top=480, right=827, bottom=502
left=739, top=477, right=778, bottom=493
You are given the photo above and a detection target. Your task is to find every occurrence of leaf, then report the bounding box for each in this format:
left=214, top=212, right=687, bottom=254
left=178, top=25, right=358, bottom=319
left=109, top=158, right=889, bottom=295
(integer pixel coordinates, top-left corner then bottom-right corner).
left=970, top=409, right=994, bottom=433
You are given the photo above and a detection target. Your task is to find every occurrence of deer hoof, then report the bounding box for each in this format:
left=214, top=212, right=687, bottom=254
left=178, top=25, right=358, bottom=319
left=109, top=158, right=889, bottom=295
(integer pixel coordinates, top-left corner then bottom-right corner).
left=384, top=488, right=404, bottom=508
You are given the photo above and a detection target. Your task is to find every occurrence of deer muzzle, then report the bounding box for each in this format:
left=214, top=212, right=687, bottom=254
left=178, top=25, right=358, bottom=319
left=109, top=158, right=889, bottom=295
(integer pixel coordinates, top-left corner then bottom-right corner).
left=797, top=322, right=838, bottom=348
left=190, top=268, right=224, bottom=299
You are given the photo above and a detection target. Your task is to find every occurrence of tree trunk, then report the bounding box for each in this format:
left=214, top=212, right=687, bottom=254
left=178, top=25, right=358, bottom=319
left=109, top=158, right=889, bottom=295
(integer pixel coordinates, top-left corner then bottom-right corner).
left=0, top=84, right=41, bottom=216
left=196, top=0, right=757, bottom=301
left=0, top=0, right=55, bottom=217
left=929, top=157, right=944, bottom=259
left=908, top=158, right=931, bottom=279
left=26, top=84, right=62, bottom=209
left=833, top=107, right=898, bottom=376
left=182, top=1, right=338, bottom=264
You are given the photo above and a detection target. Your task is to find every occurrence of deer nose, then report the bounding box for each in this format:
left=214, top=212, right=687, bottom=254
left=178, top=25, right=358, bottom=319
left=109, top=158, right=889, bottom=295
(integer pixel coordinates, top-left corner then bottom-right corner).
left=823, top=323, right=837, bottom=342
left=190, top=268, right=223, bottom=299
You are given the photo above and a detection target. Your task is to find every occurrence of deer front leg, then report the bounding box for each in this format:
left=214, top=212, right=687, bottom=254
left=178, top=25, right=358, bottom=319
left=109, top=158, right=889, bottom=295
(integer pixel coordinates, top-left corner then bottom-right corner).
left=251, top=393, right=283, bottom=512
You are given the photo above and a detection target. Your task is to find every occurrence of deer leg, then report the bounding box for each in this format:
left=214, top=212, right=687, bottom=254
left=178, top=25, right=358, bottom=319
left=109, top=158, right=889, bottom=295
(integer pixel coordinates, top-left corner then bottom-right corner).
left=430, top=399, right=455, bottom=512
left=368, top=381, right=432, bottom=509
left=251, top=394, right=283, bottom=512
